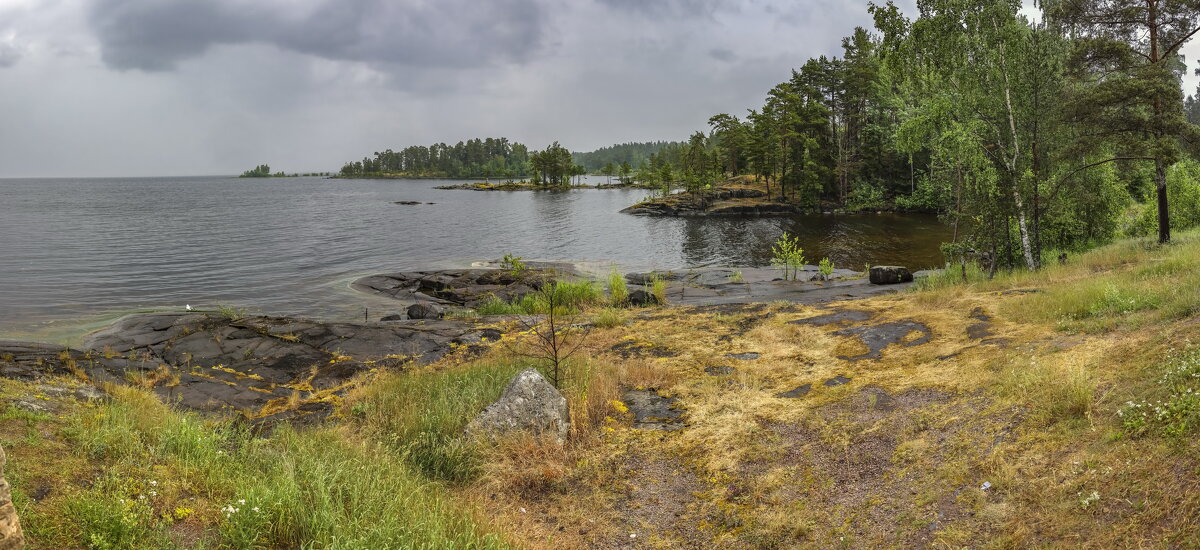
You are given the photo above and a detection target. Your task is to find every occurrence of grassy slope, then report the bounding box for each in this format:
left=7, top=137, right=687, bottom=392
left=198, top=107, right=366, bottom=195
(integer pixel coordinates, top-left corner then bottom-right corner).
left=4, top=231, right=1200, bottom=547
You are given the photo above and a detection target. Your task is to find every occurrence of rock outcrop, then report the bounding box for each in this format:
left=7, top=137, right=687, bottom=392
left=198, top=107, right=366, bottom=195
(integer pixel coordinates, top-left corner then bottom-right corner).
left=406, top=302, right=445, bottom=320
left=353, top=268, right=558, bottom=309
left=620, top=187, right=803, bottom=217
left=0, top=445, right=24, bottom=550
left=868, top=266, right=914, bottom=284
left=1, top=312, right=499, bottom=420
left=465, top=369, right=570, bottom=444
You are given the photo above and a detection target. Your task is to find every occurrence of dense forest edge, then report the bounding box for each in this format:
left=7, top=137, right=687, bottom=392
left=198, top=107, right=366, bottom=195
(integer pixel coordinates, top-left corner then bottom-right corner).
left=330, top=0, right=1200, bottom=276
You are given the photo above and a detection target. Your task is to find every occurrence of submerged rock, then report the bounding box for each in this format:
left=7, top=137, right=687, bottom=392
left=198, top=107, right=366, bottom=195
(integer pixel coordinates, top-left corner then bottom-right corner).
left=465, top=369, right=570, bottom=444
left=868, top=266, right=914, bottom=284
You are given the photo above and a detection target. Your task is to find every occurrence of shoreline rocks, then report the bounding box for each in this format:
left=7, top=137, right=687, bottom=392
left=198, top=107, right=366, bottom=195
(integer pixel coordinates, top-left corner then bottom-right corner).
left=621, top=187, right=805, bottom=217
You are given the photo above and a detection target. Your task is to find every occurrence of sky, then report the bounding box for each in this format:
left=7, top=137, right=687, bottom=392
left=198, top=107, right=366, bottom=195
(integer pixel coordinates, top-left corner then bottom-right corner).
left=1, top=0, right=1198, bottom=178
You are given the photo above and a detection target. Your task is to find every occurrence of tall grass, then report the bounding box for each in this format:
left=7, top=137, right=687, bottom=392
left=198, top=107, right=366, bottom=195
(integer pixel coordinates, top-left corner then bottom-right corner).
left=350, top=360, right=526, bottom=482
left=58, top=385, right=508, bottom=549
left=607, top=269, right=629, bottom=306
left=475, top=281, right=605, bottom=316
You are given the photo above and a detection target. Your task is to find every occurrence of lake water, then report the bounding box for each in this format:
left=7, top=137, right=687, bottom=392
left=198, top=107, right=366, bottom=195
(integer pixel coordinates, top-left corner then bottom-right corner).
left=0, top=176, right=952, bottom=342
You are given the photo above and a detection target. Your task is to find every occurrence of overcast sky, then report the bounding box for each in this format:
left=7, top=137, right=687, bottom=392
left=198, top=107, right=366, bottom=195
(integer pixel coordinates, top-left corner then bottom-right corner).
left=1, top=0, right=1199, bottom=178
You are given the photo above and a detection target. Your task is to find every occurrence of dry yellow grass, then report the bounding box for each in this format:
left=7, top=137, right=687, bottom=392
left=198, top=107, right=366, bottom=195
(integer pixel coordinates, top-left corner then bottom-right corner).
left=452, top=229, right=1200, bottom=548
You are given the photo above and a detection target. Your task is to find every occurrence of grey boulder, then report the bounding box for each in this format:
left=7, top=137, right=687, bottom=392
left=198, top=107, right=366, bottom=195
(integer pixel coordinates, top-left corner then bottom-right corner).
left=868, top=266, right=914, bottom=284
left=465, top=369, right=570, bottom=444
left=407, top=302, right=445, bottom=320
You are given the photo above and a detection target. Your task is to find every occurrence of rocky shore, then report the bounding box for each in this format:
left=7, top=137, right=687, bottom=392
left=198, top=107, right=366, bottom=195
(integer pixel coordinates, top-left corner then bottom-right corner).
left=620, top=186, right=804, bottom=216
left=0, top=261, right=928, bottom=429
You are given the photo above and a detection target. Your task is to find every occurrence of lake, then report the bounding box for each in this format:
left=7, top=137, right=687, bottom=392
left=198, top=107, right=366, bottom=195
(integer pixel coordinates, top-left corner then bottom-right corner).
left=0, top=176, right=952, bottom=342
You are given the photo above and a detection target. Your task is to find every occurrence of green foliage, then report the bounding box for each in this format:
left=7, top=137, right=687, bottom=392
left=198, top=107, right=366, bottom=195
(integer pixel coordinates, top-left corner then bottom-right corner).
left=1119, top=348, right=1200, bottom=438
left=729, top=270, right=745, bottom=283
left=607, top=269, right=629, bottom=306
left=770, top=232, right=806, bottom=281
left=572, top=141, right=683, bottom=172
left=355, top=361, right=524, bottom=483
left=649, top=275, right=668, bottom=305
left=818, top=257, right=835, bottom=278
left=62, top=387, right=507, bottom=549
left=239, top=164, right=271, bottom=178
left=844, top=177, right=888, bottom=211
left=476, top=281, right=603, bottom=316
left=1130, top=160, right=1200, bottom=237
left=529, top=141, right=579, bottom=187
left=500, top=253, right=526, bottom=275
left=339, top=137, right=531, bottom=179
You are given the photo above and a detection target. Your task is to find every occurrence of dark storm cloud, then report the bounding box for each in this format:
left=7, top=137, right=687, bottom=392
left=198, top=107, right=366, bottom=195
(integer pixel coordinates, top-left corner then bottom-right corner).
left=87, top=0, right=548, bottom=71
left=596, top=0, right=731, bottom=17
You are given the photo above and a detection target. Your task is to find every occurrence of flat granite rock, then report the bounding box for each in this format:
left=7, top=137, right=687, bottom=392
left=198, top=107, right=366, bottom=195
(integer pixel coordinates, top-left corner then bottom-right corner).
left=622, top=389, right=685, bottom=431
left=789, top=309, right=873, bottom=326
left=3, top=312, right=497, bottom=422
left=352, top=268, right=562, bottom=309
left=833, top=320, right=933, bottom=361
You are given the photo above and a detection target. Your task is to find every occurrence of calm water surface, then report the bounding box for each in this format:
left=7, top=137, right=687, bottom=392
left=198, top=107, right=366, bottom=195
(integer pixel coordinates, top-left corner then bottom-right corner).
left=0, top=176, right=951, bottom=342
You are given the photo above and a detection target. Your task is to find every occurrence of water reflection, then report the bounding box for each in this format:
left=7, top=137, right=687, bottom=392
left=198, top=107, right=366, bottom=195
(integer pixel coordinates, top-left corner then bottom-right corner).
left=0, top=176, right=951, bottom=340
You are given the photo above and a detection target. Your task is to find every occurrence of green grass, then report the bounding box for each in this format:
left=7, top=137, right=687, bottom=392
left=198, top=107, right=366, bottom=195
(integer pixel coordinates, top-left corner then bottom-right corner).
left=350, top=360, right=527, bottom=482
left=49, top=385, right=509, bottom=549
left=649, top=275, right=667, bottom=305
left=607, top=270, right=629, bottom=307
left=476, top=281, right=605, bottom=316
left=592, top=307, right=630, bottom=328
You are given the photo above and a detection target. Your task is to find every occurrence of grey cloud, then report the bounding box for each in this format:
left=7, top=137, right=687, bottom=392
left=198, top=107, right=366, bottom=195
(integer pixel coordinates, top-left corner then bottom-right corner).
left=597, top=0, right=731, bottom=17
left=88, top=0, right=548, bottom=71
left=708, top=47, right=736, bottom=62
left=0, top=41, right=21, bottom=68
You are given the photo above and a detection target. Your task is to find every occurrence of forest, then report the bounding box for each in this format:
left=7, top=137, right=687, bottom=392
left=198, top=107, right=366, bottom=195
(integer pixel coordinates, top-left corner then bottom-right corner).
left=638, top=0, right=1200, bottom=273
left=337, top=138, right=533, bottom=179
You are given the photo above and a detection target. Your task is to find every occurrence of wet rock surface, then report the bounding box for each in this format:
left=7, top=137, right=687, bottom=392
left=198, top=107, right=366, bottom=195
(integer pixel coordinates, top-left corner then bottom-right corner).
left=622, top=389, right=685, bottom=430
left=0, top=312, right=496, bottom=419
left=789, top=309, right=873, bottom=326
left=619, top=186, right=800, bottom=217
left=726, top=352, right=761, bottom=361
left=353, top=268, right=561, bottom=309
left=833, top=320, right=933, bottom=361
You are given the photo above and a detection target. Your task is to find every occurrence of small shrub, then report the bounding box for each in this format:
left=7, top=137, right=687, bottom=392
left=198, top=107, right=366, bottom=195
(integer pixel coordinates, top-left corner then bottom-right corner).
left=649, top=275, right=667, bottom=305
left=818, top=258, right=834, bottom=279
left=770, top=232, right=806, bottom=281
left=500, top=253, right=526, bottom=275
left=729, top=270, right=744, bottom=283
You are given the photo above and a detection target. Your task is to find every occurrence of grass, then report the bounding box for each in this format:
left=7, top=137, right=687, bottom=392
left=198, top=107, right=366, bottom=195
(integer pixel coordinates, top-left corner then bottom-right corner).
left=12, top=381, right=508, bottom=549
left=349, top=360, right=525, bottom=483
left=592, top=307, right=629, bottom=329
left=607, top=269, right=628, bottom=307
left=476, top=280, right=606, bottom=316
